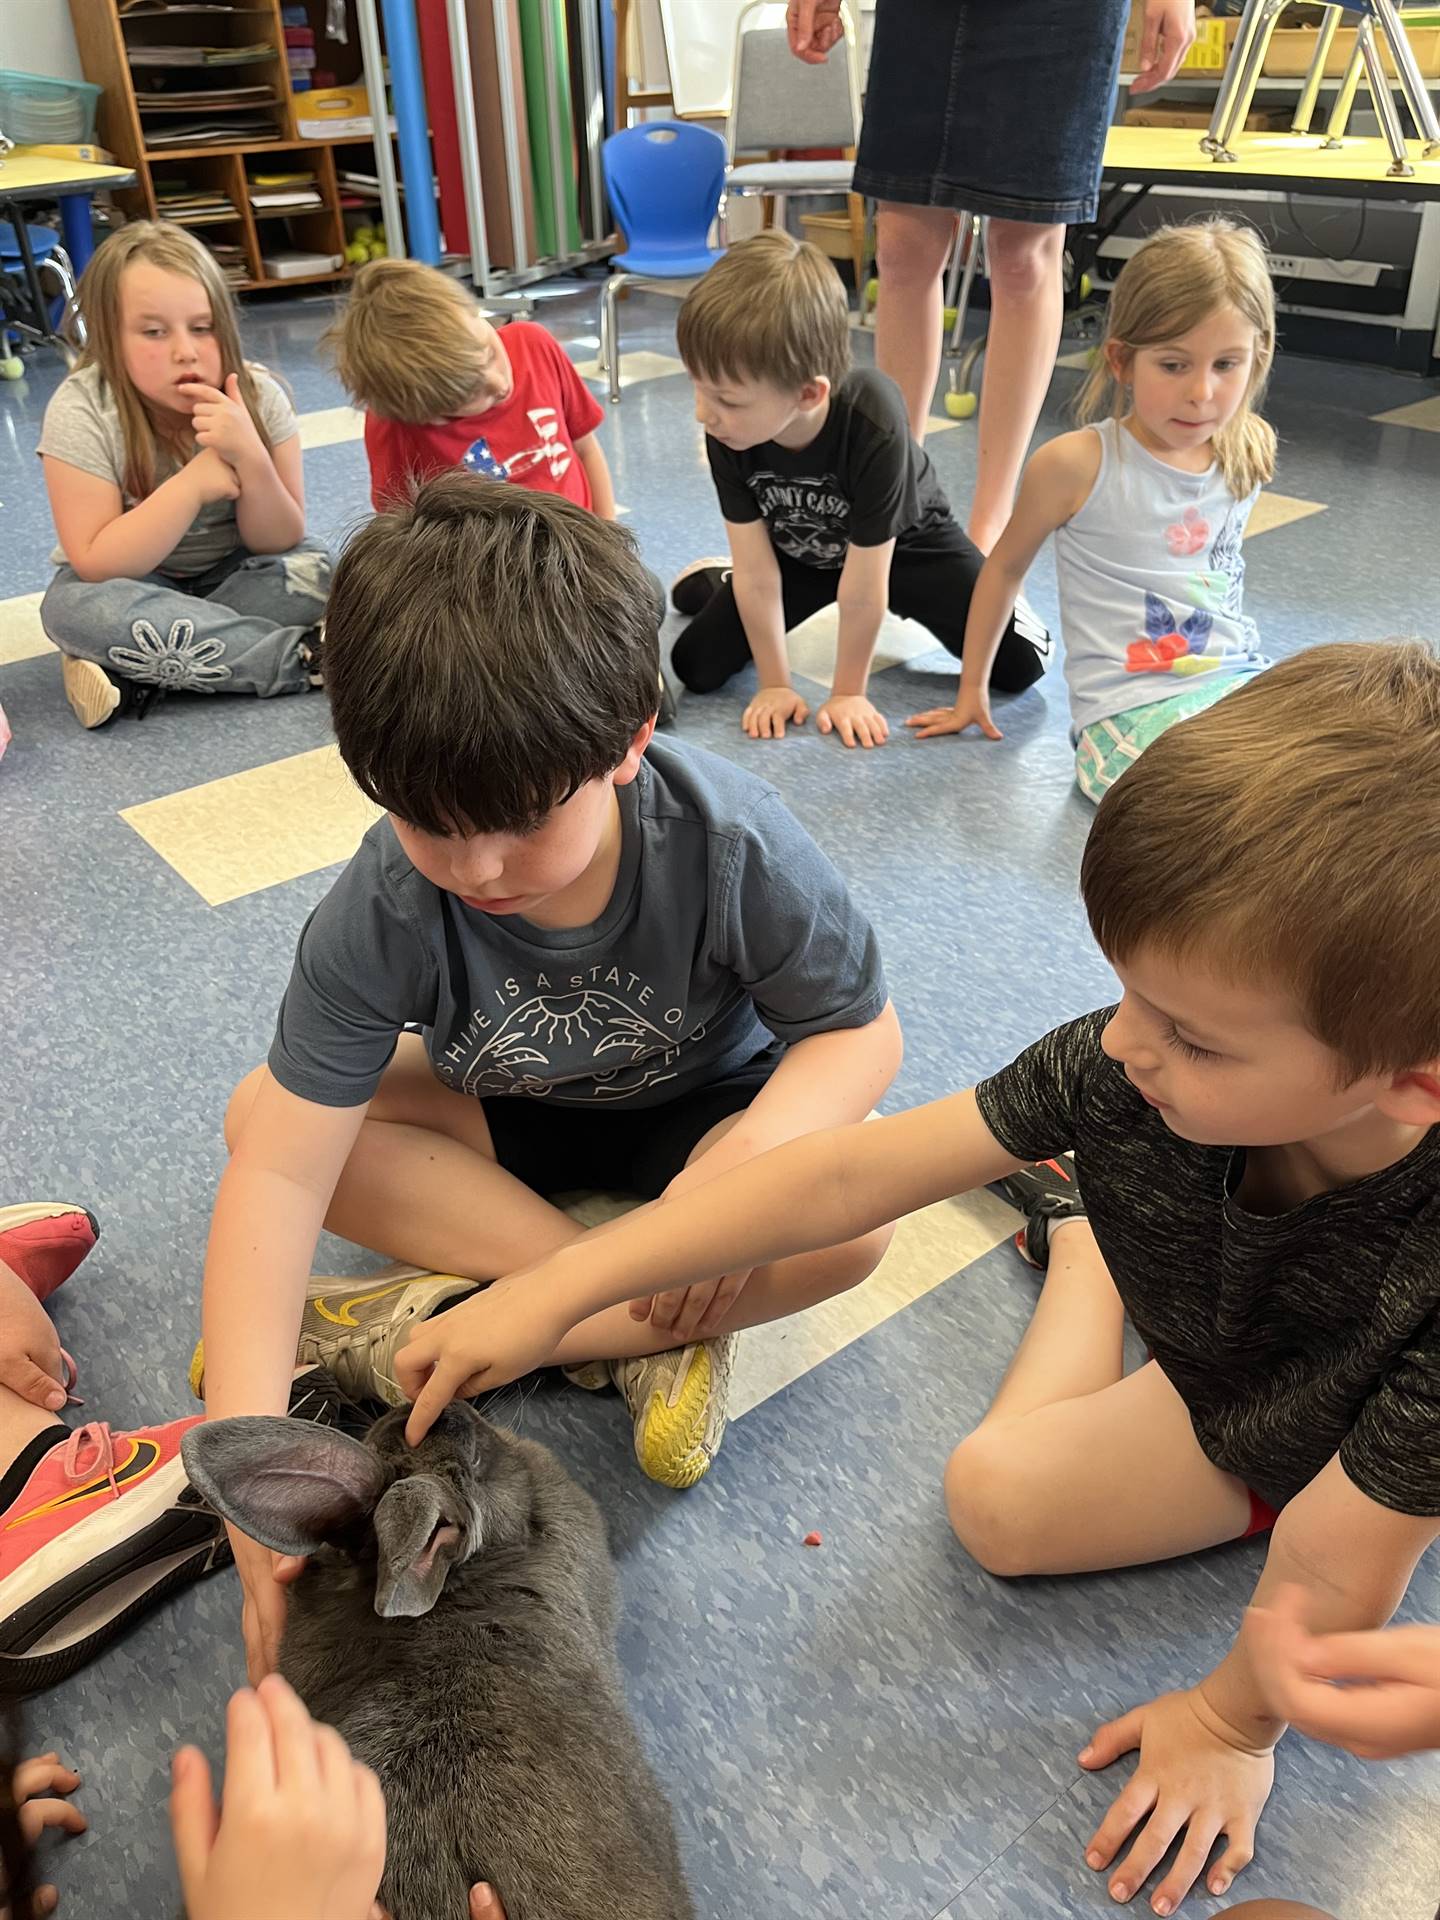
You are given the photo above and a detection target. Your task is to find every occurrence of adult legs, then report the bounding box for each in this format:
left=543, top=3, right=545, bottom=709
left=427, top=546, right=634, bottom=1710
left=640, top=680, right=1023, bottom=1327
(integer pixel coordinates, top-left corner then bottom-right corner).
left=872, top=202, right=955, bottom=442
left=966, top=218, right=1066, bottom=554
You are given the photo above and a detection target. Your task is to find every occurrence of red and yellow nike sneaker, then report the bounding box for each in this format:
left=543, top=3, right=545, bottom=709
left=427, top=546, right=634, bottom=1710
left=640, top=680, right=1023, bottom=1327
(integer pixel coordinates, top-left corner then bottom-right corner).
left=0, top=1415, right=227, bottom=1694
left=0, top=1204, right=100, bottom=1304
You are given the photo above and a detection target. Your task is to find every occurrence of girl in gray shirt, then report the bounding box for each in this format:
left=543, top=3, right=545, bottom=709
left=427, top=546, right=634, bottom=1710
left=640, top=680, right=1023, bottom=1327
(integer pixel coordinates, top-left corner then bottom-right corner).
left=36, top=222, right=329, bottom=730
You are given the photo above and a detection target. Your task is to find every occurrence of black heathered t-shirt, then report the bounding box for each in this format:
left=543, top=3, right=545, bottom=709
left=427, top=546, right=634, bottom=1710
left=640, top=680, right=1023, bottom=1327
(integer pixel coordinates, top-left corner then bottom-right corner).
left=705, top=367, right=957, bottom=570
left=976, top=1010, right=1440, bottom=1516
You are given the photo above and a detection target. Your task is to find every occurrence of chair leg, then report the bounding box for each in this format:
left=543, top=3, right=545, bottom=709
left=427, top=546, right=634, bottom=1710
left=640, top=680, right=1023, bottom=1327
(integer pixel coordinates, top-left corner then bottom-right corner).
left=846, top=190, right=866, bottom=300
left=1358, top=16, right=1414, bottom=175
left=949, top=213, right=982, bottom=355
left=1210, top=0, right=1289, bottom=160
left=1292, top=4, right=1342, bottom=134
left=1321, top=31, right=1366, bottom=146
left=1370, top=0, right=1440, bottom=155
left=602, top=273, right=627, bottom=403
left=1203, top=0, right=1272, bottom=154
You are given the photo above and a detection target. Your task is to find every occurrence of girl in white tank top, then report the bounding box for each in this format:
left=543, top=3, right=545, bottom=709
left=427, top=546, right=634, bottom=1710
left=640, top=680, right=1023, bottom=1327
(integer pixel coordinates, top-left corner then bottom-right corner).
left=907, top=219, right=1277, bottom=802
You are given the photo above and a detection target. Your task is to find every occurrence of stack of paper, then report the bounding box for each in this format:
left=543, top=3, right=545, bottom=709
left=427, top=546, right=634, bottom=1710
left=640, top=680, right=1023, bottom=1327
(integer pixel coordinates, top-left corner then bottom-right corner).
left=128, top=42, right=275, bottom=66
left=249, top=167, right=321, bottom=211
left=144, top=111, right=277, bottom=145
left=154, top=182, right=239, bottom=224
left=134, top=82, right=278, bottom=109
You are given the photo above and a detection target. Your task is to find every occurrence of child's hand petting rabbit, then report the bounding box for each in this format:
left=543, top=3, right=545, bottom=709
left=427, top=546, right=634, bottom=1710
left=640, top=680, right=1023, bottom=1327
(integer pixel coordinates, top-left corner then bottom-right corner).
left=170, top=1675, right=386, bottom=1920
left=169, top=1676, right=510, bottom=1920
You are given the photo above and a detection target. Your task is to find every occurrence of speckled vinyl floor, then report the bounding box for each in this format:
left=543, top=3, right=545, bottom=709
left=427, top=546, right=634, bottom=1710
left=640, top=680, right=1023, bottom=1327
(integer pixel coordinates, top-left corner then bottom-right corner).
left=1, top=275, right=1438, bottom=1919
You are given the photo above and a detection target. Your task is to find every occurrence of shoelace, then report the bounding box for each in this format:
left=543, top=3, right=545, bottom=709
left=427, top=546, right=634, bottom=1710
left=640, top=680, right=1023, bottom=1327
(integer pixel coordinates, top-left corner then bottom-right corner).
left=321, top=1320, right=400, bottom=1403
left=61, top=1422, right=120, bottom=1498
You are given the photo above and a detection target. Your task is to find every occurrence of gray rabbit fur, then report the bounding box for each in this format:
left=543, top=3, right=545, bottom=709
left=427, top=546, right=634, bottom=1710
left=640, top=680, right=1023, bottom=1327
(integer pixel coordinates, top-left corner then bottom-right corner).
left=182, top=1402, right=695, bottom=1920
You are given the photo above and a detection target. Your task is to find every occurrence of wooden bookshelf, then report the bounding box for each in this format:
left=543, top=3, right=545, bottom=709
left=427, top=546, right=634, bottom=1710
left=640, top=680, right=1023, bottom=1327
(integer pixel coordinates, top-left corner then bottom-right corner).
left=67, top=0, right=372, bottom=292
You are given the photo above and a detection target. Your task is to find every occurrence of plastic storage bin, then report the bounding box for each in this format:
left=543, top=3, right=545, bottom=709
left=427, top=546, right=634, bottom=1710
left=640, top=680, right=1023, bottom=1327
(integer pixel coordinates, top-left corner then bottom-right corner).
left=0, top=70, right=103, bottom=145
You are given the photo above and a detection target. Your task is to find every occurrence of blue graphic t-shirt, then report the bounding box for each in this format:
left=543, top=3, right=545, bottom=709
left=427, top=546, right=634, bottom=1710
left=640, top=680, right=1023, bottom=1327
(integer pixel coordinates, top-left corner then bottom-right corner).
left=269, top=738, right=888, bottom=1109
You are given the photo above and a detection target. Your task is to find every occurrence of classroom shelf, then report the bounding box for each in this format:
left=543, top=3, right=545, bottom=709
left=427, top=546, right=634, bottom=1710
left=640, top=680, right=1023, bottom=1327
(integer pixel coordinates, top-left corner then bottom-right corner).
left=69, top=0, right=356, bottom=291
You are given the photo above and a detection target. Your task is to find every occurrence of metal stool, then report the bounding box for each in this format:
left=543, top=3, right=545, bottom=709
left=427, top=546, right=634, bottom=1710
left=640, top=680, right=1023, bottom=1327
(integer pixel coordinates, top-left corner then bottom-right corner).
left=1203, top=0, right=1440, bottom=177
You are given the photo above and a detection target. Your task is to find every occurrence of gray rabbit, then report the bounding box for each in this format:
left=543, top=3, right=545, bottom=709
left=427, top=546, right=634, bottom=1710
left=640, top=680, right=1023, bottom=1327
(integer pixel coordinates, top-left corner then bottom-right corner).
left=182, top=1402, right=695, bottom=1920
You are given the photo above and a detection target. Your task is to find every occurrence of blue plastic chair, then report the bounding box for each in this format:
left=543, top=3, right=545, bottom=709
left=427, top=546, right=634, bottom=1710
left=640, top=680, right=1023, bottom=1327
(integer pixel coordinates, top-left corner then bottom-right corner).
left=599, top=121, right=726, bottom=403
left=0, top=220, right=80, bottom=347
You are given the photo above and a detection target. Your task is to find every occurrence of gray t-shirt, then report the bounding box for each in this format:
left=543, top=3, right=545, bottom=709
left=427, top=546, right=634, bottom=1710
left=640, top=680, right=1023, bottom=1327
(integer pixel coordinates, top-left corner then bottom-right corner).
left=38, top=362, right=297, bottom=577
left=977, top=1010, right=1440, bottom=1516
left=270, top=737, right=888, bottom=1112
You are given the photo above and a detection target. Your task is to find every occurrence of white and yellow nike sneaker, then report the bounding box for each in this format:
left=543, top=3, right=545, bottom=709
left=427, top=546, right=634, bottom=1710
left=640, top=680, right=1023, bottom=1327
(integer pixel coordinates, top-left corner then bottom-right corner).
left=189, top=1264, right=479, bottom=1407
left=610, top=1336, right=735, bottom=1490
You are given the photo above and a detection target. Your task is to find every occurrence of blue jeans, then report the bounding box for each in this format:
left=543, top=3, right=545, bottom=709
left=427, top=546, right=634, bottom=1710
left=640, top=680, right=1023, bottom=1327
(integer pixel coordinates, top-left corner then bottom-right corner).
left=852, top=0, right=1131, bottom=225
left=40, top=538, right=331, bottom=699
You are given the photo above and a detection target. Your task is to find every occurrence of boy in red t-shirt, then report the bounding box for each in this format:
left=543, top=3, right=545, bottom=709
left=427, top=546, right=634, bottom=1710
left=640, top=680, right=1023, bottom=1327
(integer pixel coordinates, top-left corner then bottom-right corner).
left=324, top=258, right=616, bottom=516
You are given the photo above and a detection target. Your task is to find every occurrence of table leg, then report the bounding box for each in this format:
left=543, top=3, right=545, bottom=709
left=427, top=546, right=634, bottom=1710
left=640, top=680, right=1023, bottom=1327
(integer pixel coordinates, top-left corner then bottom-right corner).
left=58, top=193, right=94, bottom=273
left=0, top=196, right=62, bottom=353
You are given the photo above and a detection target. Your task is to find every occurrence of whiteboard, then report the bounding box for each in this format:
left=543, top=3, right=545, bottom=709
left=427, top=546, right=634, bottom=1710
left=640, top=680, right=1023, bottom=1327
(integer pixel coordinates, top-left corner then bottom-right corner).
left=652, top=0, right=872, bottom=120
left=654, top=0, right=770, bottom=118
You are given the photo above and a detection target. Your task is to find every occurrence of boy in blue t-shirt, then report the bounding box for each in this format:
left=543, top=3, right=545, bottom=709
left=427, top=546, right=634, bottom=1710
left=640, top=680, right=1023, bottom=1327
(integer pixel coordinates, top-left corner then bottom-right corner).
left=198, top=471, right=901, bottom=1680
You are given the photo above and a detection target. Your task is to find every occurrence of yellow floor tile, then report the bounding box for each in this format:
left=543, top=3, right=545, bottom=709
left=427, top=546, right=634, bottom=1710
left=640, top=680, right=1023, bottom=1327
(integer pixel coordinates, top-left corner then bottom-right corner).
left=0, top=592, right=56, bottom=667
left=572, top=349, right=686, bottom=392
left=1244, top=491, right=1327, bottom=539
left=731, top=1188, right=1018, bottom=1418
left=120, top=743, right=382, bottom=906
left=1371, top=393, right=1440, bottom=433
left=297, top=405, right=366, bottom=450
left=923, top=413, right=961, bottom=438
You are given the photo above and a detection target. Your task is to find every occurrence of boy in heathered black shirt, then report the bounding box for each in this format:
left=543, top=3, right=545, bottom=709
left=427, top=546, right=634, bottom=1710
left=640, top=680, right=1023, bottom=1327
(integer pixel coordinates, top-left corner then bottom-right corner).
left=407, top=642, right=1440, bottom=1917
left=668, top=233, right=1050, bottom=747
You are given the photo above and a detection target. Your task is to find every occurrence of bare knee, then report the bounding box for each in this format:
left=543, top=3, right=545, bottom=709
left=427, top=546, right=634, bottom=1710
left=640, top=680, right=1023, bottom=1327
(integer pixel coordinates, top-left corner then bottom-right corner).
left=943, top=1428, right=1041, bottom=1578
left=836, top=1222, right=894, bottom=1291
left=984, top=219, right=1065, bottom=301
left=874, top=203, right=955, bottom=289
left=783, top=1222, right=893, bottom=1311
left=223, top=1064, right=268, bottom=1152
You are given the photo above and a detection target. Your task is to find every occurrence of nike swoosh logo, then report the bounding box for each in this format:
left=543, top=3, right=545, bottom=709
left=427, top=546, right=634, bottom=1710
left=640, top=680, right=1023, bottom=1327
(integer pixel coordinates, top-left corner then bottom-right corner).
left=8, top=1437, right=163, bottom=1530
left=310, top=1280, right=415, bottom=1329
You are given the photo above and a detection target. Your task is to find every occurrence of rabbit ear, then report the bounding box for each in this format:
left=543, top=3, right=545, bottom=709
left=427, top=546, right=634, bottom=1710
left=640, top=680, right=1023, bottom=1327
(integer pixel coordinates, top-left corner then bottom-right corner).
left=182, top=1417, right=386, bottom=1557
left=373, top=1474, right=470, bottom=1620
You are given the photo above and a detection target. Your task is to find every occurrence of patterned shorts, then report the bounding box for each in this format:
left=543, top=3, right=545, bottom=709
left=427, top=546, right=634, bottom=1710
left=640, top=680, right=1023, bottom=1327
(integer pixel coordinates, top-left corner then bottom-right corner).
left=1074, top=676, right=1244, bottom=805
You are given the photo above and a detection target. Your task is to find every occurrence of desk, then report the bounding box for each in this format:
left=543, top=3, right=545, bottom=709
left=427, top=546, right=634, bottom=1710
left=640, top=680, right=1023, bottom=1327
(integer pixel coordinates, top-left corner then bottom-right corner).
left=1102, top=124, right=1440, bottom=202
left=0, top=150, right=137, bottom=357
left=1097, top=125, right=1440, bottom=366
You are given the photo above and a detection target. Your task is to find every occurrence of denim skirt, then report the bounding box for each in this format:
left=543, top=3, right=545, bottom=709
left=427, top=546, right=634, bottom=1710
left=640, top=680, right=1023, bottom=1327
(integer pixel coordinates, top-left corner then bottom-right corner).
left=852, top=0, right=1131, bottom=225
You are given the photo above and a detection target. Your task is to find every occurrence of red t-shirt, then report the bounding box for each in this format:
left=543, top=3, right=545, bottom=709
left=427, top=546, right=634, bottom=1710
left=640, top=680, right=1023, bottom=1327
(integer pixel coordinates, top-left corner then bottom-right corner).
left=363, top=320, right=606, bottom=512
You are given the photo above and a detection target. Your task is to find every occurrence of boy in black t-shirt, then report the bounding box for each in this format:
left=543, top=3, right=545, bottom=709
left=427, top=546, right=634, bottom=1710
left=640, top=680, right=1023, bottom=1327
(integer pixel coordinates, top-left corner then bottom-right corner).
left=402, top=641, right=1440, bottom=1917
left=669, top=233, right=1050, bottom=747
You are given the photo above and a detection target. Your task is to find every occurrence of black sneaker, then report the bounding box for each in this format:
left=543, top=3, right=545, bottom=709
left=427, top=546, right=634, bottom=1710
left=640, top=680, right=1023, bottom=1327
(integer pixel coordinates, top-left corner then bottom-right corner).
left=299, top=620, right=325, bottom=689
left=992, top=1155, right=1087, bottom=1270
left=670, top=559, right=730, bottom=616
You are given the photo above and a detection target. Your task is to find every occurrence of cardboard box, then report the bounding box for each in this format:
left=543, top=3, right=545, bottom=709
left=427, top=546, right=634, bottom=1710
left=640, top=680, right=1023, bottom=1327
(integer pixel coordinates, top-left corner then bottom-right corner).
left=1262, top=24, right=1440, bottom=77
left=1123, top=102, right=1290, bottom=130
